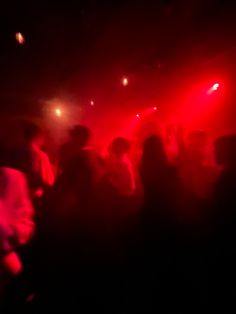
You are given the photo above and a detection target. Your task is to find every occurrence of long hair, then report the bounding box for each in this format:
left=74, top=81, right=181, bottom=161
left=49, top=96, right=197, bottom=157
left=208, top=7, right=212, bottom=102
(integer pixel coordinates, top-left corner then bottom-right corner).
left=141, top=134, right=168, bottom=171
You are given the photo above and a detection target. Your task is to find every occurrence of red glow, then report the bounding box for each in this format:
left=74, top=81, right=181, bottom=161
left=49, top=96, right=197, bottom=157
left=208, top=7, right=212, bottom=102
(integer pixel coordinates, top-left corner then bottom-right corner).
left=170, top=78, right=226, bottom=130
left=136, top=114, right=140, bottom=118
left=15, top=32, right=25, bottom=45
left=90, top=100, right=94, bottom=106
left=153, top=106, right=157, bottom=111
left=122, top=77, right=128, bottom=86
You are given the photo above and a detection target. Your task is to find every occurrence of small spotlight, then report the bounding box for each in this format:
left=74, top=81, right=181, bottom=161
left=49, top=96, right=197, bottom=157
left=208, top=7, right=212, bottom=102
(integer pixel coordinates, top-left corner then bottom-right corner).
left=136, top=114, right=140, bottom=118
left=90, top=100, right=94, bottom=106
left=212, top=83, right=219, bottom=91
left=122, top=77, right=128, bottom=86
left=208, top=82, right=220, bottom=94
left=153, top=106, right=157, bottom=111
left=55, top=108, right=62, bottom=117
left=15, top=32, right=25, bottom=45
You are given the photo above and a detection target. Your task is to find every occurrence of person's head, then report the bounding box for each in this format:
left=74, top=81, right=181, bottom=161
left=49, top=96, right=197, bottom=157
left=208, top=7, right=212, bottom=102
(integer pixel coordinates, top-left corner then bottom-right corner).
left=214, top=134, right=236, bottom=168
left=69, top=125, right=91, bottom=149
left=22, top=122, right=44, bottom=147
left=142, top=134, right=168, bottom=168
left=109, top=137, right=131, bottom=157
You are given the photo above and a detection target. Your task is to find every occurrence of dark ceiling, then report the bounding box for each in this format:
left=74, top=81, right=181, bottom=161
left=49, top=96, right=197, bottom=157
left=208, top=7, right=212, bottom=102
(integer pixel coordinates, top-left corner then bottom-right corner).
left=0, top=0, right=236, bottom=114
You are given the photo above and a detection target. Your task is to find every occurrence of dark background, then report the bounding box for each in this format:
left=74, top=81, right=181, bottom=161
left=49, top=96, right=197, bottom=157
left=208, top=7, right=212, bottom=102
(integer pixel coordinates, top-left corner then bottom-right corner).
left=0, top=0, right=235, bottom=139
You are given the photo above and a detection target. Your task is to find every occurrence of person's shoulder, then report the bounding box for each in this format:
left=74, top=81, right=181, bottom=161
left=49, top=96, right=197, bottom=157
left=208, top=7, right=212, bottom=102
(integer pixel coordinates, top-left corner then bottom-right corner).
left=1, top=167, right=24, bottom=177
left=0, top=167, right=27, bottom=185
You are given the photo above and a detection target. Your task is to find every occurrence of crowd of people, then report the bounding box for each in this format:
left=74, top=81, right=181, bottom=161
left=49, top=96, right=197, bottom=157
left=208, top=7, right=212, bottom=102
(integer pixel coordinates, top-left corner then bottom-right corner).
left=0, top=120, right=236, bottom=313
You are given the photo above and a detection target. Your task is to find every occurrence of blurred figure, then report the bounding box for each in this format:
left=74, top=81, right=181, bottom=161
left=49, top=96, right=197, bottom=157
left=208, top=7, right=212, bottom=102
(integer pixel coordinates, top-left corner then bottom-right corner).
left=178, top=130, right=216, bottom=200
left=0, top=149, right=34, bottom=305
left=58, top=125, right=103, bottom=204
left=139, top=134, right=179, bottom=311
left=58, top=125, right=104, bottom=213
left=30, top=127, right=107, bottom=312
left=140, top=134, right=179, bottom=223
left=59, top=124, right=92, bottom=173
left=102, top=137, right=137, bottom=257
left=209, top=134, right=236, bottom=311
left=0, top=168, right=34, bottom=274
left=212, top=134, right=236, bottom=233
left=13, top=122, right=54, bottom=198
left=48, top=126, right=104, bottom=247
left=105, top=137, right=135, bottom=195
left=176, top=130, right=218, bottom=226
left=175, top=131, right=216, bottom=307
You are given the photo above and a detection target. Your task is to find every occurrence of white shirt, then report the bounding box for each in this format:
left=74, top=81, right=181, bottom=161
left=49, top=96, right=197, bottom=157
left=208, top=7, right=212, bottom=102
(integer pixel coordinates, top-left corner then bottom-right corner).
left=0, top=167, right=34, bottom=246
left=31, top=144, right=55, bottom=186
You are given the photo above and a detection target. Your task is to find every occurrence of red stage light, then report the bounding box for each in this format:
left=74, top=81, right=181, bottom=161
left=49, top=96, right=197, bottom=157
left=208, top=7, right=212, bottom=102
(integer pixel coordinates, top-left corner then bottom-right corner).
left=212, top=83, right=219, bottom=91
left=122, top=77, right=128, bottom=86
left=15, top=32, right=25, bottom=45
left=153, top=106, right=157, bottom=111
left=207, top=82, right=220, bottom=95
left=90, top=100, right=94, bottom=106
left=55, top=108, right=62, bottom=117
left=136, top=114, right=140, bottom=118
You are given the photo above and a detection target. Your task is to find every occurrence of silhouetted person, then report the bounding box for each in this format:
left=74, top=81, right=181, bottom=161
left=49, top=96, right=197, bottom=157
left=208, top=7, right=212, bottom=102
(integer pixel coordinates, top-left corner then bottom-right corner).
left=105, top=137, right=135, bottom=196
left=0, top=168, right=34, bottom=277
left=213, top=134, right=236, bottom=225
left=0, top=149, right=34, bottom=310
left=13, top=122, right=54, bottom=198
left=29, top=126, right=107, bottom=311
left=57, top=125, right=103, bottom=238
left=140, top=134, right=178, bottom=226
left=139, top=134, right=179, bottom=311
left=173, top=129, right=217, bottom=309
left=58, top=126, right=103, bottom=212
left=101, top=138, right=138, bottom=260
left=59, top=124, right=92, bottom=174
left=178, top=130, right=216, bottom=200
left=209, top=134, right=236, bottom=311
left=176, top=130, right=217, bottom=226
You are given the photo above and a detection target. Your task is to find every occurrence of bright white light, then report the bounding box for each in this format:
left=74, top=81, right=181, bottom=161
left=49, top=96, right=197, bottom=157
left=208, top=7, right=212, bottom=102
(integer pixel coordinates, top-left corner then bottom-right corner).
left=90, top=100, right=94, bottom=106
left=212, top=83, right=219, bottom=91
left=136, top=113, right=140, bottom=118
left=207, top=82, right=220, bottom=95
left=55, top=108, right=62, bottom=117
left=122, top=77, right=128, bottom=86
left=15, top=32, right=25, bottom=45
left=153, top=106, right=157, bottom=111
